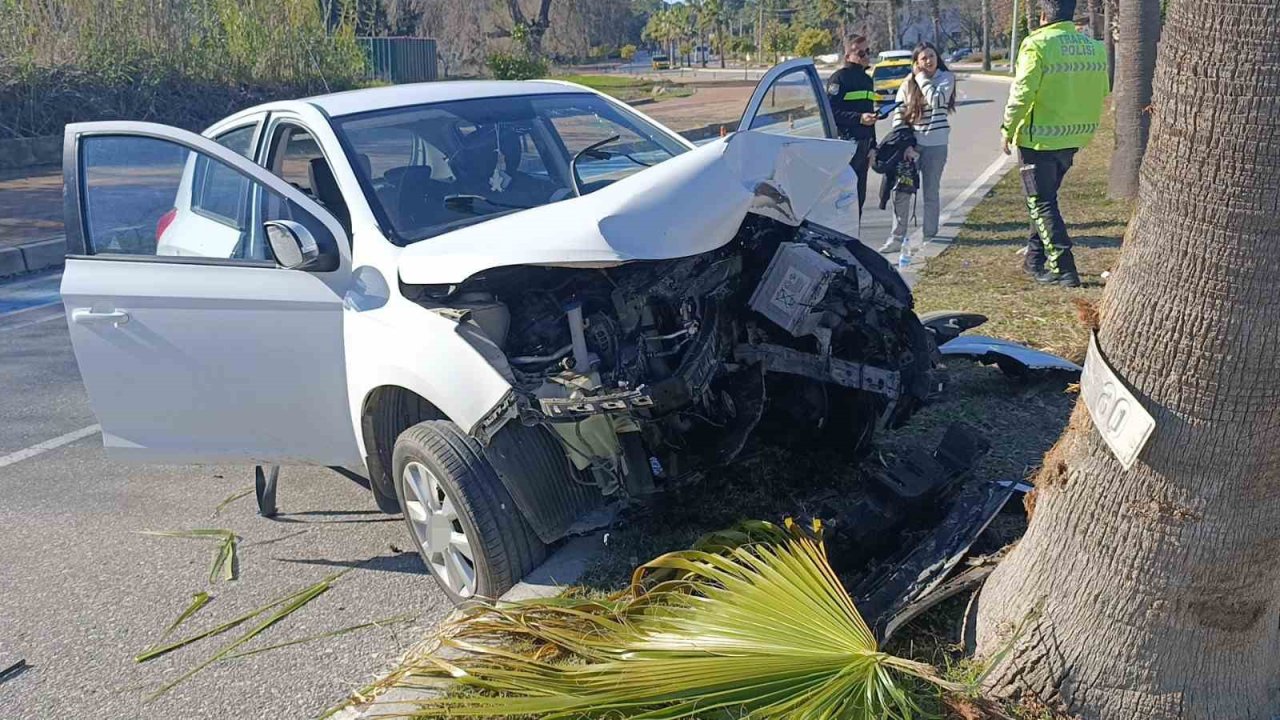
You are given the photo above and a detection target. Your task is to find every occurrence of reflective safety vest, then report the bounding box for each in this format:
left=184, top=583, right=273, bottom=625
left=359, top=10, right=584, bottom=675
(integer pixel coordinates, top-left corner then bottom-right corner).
left=1002, top=21, right=1111, bottom=151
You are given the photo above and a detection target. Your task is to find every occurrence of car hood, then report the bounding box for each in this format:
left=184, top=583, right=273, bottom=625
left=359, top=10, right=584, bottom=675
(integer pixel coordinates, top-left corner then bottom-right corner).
left=397, top=131, right=858, bottom=285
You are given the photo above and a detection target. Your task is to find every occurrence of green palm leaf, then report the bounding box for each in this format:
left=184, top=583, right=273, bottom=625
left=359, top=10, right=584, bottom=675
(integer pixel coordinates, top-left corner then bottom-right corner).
left=396, top=519, right=956, bottom=719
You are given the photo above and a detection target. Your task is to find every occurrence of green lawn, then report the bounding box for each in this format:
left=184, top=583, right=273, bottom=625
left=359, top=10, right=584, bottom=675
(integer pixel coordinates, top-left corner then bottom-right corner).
left=553, top=73, right=693, bottom=103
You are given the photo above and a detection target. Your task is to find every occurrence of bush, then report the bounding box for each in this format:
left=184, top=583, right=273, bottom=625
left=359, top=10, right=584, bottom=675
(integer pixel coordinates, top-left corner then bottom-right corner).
left=486, top=53, right=549, bottom=80
left=0, top=0, right=367, bottom=139
left=793, top=28, right=832, bottom=58
left=620, top=44, right=638, bottom=62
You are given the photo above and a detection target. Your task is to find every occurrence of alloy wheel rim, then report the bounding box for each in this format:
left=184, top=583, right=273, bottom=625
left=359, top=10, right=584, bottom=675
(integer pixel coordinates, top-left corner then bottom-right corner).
left=402, top=461, right=476, bottom=597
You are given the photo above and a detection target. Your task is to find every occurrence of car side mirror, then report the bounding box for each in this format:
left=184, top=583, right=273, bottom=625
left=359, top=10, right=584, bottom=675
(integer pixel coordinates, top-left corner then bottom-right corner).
left=264, top=220, right=325, bottom=270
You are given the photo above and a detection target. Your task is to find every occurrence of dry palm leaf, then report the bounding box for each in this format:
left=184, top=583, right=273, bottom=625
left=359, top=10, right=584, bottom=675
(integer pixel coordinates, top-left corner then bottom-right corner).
left=397, top=519, right=958, bottom=719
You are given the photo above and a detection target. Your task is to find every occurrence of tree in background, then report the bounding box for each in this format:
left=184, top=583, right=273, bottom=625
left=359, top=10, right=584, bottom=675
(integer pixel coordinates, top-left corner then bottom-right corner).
left=643, top=6, right=687, bottom=64
left=495, top=0, right=555, bottom=58
left=762, top=18, right=796, bottom=62
left=975, top=0, right=1280, bottom=715
left=702, top=0, right=729, bottom=68
left=1107, top=0, right=1161, bottom=200
left=620, top=43, right=637, bottom=61
left=794, top=27, right=833, bottom=57
left=931, top=0, right=945, bottom=51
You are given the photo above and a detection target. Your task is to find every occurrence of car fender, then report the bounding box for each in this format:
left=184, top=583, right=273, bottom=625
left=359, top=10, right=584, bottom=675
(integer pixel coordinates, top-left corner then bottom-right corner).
left=345, top=293, right=516, bottom=459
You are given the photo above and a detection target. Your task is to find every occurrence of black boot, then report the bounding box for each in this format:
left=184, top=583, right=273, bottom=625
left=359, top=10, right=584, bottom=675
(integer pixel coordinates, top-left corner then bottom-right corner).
left=1034, top=269, right=1081, bottom=287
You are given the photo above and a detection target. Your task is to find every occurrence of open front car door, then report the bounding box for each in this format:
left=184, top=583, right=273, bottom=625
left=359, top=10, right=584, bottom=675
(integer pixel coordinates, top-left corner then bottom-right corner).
left=60, top=121, right=362, bottom=467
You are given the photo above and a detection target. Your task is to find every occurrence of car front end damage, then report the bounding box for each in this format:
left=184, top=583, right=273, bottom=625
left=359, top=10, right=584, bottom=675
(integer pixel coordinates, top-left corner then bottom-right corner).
left=399, top=132, right=937, bottom=518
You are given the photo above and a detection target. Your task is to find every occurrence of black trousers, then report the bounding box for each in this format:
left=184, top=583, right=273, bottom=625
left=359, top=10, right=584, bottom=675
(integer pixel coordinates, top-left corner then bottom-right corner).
left=1018, top=146, right=1078, bottom=274
left=850, top=137, right=874, bottom=218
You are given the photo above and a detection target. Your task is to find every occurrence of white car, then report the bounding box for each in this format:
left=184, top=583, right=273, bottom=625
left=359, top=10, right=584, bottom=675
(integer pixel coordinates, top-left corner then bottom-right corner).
left=60, top=59, right=935, bottom=602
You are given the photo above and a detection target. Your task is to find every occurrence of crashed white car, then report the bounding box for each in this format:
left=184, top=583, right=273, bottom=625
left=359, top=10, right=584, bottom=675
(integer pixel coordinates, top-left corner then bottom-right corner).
left=59, top=60, right=935, bottom=601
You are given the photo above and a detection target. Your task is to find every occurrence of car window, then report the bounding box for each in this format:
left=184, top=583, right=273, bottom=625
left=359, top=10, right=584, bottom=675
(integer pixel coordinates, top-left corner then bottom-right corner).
left=77, top=134, right=327, bottom=263
left=214, top=125, right=257, bottom=157
left=334, top=93, right=688, bottom=245
left=189, top=125, right=259, bottom=227
left=747, top=67, right=827, bottom=139
left=268, top=123, right=351, bottom=234
left=546, top=105, right=677, bottom=189
left=874, top=64, right=913, bottom=81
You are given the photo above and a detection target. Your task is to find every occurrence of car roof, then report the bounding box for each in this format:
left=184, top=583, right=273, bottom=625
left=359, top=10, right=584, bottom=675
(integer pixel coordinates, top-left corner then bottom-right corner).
left=874, top=59, right=913, bottom=67
left=302, top=80, right=597, bottom=118
left=879, top=50, right=912, bottom=58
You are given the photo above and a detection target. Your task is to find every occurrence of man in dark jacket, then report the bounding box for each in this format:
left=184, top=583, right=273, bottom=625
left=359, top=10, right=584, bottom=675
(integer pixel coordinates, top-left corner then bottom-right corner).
left=827, top=35, right=879, bottom=219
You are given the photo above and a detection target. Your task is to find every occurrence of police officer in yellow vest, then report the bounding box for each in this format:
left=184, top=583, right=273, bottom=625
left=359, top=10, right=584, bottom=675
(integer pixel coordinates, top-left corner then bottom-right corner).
left=1001, top=0, right=1110, bottom=287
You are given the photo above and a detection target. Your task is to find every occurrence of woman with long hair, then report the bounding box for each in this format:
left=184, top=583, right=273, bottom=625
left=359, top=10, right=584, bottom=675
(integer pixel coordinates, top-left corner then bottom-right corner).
left=879, top=42, right=957, bottom=265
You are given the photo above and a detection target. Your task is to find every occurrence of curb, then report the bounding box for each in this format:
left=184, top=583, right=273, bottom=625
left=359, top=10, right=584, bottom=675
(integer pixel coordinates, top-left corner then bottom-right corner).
left=327, top=533, right=604, bottom=719
left=0, top=237, right=66, bottom=278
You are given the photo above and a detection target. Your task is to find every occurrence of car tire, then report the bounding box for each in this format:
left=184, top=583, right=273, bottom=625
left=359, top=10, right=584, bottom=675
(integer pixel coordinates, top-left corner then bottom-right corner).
left=392, top=420, right=546, bottom=604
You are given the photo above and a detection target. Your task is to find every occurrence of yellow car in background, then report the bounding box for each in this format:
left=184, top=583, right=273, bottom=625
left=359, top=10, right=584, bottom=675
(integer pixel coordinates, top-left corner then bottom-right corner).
left=651, top=54, right=671, bottom=70
left=872, top=59, right=913, bottom=107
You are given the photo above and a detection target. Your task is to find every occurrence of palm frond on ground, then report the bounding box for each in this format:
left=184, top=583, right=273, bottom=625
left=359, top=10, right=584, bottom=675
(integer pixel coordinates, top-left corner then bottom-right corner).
left=394, top=519, right=958, bottom=719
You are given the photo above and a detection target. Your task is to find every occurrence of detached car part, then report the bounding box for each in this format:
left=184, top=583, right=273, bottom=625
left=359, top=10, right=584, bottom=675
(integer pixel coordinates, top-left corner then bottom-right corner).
left=940, top=334, right=1083, bottom=375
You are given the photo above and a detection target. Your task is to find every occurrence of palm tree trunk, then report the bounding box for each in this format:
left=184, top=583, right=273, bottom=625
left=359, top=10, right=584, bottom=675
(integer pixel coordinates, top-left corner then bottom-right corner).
left=1088, top=0, right=1104, bottom=38
left=1103, top=0, right=1116, bottom=86
left=981, top=0, right=991, bottom=70
left=719, top=22, right=726, bottom=68
left=975, top=0, right=1280, bottom=716
left=1107, top=0, right=1161, bottom=199
left=886, top=0, right=899, bottom=49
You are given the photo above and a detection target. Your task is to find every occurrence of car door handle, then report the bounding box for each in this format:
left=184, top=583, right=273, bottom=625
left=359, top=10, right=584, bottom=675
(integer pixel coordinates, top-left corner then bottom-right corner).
left=71, top=308, right=130, bottom=326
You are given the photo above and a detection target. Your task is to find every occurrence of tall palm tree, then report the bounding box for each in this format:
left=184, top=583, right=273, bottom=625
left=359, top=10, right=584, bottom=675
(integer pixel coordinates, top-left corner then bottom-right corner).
left=703, top=0, right=727, bottom=68
left=976, top=0, right=1280, bottom=716
left=1107, top=0, right=1162, bottom=199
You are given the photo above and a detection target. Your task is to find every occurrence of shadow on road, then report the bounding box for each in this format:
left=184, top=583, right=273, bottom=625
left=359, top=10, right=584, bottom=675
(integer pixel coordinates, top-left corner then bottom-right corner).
left=274, top=552, right=427, bottom=575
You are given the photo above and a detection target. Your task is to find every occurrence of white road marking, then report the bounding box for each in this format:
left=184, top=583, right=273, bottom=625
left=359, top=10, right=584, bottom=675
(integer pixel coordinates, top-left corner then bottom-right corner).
left=0, top=305, right=64, bottom=333
left=0, top=424, right=101, bottom=469
left=0, top=311, right=65, bottom=333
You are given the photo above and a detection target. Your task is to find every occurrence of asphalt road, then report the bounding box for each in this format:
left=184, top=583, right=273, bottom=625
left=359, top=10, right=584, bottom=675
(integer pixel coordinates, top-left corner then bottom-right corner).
left=0, top=75, right=1010, bottom=720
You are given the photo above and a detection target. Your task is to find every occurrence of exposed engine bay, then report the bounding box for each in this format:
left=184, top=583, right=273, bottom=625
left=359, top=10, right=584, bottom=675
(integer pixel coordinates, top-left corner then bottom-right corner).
left=406, top=215, right=939, bottom=499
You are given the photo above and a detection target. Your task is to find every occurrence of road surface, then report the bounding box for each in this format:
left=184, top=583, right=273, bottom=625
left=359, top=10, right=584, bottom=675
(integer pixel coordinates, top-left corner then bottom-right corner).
left=0, top=75, right=1010, bottom=720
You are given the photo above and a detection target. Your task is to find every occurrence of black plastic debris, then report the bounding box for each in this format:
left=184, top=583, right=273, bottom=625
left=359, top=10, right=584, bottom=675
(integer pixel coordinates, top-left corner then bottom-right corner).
left=917, top=310, right=989, bottom=345
left=0, top=657, right=28, bottom=685
left=874, top=423, right=991, bottom=499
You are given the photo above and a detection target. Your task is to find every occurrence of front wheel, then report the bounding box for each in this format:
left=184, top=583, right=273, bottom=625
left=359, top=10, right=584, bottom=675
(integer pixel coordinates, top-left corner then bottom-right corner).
left=392, top=420, right=545, bottom=603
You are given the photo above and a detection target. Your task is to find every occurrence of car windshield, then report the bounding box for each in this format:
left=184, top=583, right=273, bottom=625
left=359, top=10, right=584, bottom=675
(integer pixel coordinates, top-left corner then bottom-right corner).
left=333, top=92, right=689, bottom=245
left=874, top=64, right=913, bottom=81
